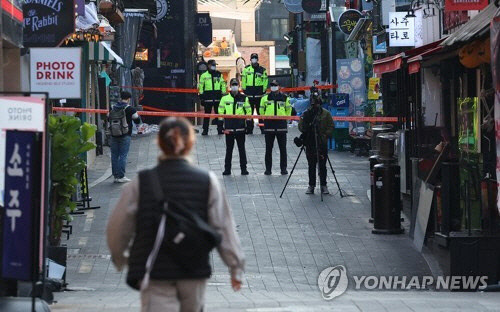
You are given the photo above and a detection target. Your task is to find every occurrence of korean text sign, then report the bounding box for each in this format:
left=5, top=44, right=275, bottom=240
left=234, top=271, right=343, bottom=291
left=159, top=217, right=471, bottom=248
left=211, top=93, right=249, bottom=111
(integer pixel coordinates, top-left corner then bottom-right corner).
left=389, top=12, right=415, bottom=47
left=30, top=48, right=82, bottom=99
left=2, top=131, right=37, bottom=280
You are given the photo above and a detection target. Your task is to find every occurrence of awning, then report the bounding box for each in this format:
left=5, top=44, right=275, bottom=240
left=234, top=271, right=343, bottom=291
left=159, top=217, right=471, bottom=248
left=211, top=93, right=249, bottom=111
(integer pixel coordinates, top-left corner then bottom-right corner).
left=405, top=38, right=445, bottom=74
left=373, top=53, right=404, bottom=75
left=441, top=2, right=499, bottom=47
left=87, top=42, right=124, bottom=65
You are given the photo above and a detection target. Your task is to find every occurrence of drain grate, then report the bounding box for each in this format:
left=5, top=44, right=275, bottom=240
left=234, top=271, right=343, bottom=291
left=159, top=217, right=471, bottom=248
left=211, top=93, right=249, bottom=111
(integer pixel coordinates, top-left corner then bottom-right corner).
left=67, top=254, right=111, bottom=260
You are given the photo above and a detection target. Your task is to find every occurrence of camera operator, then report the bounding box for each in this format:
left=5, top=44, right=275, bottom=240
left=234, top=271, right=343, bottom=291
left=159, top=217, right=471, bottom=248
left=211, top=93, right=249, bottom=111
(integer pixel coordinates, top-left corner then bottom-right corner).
left=298, top=88, right=334, bottom=195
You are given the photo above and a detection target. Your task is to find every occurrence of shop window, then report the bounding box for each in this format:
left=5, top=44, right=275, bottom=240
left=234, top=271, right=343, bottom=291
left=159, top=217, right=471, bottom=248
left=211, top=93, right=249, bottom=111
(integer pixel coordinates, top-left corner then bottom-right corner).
left=271, top=19, right=288, bottom=40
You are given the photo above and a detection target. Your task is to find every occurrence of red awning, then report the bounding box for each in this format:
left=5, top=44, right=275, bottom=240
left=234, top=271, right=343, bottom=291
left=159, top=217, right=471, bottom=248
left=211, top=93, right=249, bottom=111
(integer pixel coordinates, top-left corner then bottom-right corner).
left=373, top=53, right=404, bottom=75
left=407, top=46, right=443, bottom=74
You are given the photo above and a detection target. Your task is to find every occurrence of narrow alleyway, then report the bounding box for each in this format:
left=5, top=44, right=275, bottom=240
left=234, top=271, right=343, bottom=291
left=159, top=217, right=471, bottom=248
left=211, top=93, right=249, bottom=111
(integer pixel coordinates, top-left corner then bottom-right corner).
left=50, top=128, right=499, bottom=311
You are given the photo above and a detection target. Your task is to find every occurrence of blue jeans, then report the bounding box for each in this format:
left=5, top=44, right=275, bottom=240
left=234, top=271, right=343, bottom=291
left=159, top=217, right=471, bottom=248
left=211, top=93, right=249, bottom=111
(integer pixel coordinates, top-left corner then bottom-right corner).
left=110, top=135, right=131, bottom=179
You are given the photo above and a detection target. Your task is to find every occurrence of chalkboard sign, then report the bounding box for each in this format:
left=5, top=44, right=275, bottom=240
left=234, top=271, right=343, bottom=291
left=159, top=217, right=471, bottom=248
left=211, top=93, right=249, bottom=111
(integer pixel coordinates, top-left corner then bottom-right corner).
left=23, top=0, right=75, bottom=47
left=338, top=9, right=362, bottom=35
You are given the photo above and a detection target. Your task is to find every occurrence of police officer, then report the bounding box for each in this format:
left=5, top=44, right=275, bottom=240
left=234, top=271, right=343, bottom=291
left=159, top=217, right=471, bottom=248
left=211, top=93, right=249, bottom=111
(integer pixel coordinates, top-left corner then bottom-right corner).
left=198, top=59, right=227, bottom=135
left=219, top=78, right=252, bottom=176
left=260, top=80, right=292, bottom=175
left=242, top=53, right=268, bottom=134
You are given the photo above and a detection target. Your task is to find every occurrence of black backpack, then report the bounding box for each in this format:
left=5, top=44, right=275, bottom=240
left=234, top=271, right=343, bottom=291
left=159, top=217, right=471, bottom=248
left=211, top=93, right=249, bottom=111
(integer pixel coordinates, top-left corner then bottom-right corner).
left=108, top=106, right=129, bottom=137
left=139, top=169, right=222, bottom=290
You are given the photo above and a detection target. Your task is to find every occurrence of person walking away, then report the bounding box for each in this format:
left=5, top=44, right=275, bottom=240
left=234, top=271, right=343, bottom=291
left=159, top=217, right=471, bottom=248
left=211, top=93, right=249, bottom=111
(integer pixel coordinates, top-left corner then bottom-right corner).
left=260, top=80, right=292, bottom=175
left=107, top=117, right=245, bottom=312
left=198, top=59, right=227, bottom=135
left=219, top=78, right=252, bottom=176
left=108, top=91, right=141, bottom=183
left=241, top=53, right=268, bottom=134
left=298, top=87, right=334, bottom=194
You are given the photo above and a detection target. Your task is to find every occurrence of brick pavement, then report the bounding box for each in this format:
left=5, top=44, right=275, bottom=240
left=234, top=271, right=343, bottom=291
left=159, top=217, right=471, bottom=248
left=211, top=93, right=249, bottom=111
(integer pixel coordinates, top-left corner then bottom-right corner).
left=50, top=127, right=500, bottom=311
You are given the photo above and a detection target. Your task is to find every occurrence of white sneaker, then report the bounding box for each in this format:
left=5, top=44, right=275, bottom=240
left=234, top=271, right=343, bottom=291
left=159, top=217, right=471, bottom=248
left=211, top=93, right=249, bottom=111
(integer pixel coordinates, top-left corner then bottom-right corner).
left=321, top=185, right=330, bottom=194
left=115, top=177, right=131, bottom=183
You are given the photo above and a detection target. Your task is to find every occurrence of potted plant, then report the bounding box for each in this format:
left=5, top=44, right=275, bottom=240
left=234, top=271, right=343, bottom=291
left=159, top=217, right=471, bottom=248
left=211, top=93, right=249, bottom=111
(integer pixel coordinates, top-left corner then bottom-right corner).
left=48, top=115, right=96, bottom=247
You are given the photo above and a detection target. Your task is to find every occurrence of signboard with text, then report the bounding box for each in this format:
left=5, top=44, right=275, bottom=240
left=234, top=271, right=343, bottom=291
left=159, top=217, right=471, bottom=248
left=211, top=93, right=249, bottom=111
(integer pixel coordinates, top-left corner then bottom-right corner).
left=30, top=48, right=82, bottom=99
left=1, top=131, right=39, bottom=280
left=195, top=13, right=212, bottom=47
left=445, top=0, right=488, bottom=12
left=338, top=9, right=362, bottom=35
left=389, top=12, right=415, bottom=47
left=23, top=0, right=75, bottom=47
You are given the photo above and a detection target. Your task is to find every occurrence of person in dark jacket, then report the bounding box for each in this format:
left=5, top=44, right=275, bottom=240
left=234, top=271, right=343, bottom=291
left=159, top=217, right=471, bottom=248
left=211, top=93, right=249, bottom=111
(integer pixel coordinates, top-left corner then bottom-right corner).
left=107, top=117, right=245, bottom=312
left=109, top=91, right=141, bottom=183
left=219, top=78, right=252, bottom=175
left=298, top=88, right=334, bottom=195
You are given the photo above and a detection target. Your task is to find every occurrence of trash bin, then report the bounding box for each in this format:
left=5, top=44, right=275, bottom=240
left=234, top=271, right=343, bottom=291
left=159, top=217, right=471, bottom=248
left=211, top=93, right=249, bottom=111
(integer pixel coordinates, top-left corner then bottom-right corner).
left=371, top=124, right=394, bottom=153
left=372, top=162, right=404, bottom=234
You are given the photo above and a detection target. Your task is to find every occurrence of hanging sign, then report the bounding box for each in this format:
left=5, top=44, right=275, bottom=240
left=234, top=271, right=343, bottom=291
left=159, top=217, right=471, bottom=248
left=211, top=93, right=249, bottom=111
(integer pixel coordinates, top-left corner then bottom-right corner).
left=30, top=48, right=82, bottom=99
left=389, top=12, right=415, bottom=47
left=196, top=13, right=212, bottom=47
left=338, top=9, right=362, bottom=35
left=445, top=0, right=488, bottom=12
left=368, top=78, right=381, bottom=100
left=302, top=0, right=322, bottom=14
left=1, top=131, right=40, bottom=281
left=373, top=35, right=387, bottom=54
left=23, top=0, right=75, bottom=47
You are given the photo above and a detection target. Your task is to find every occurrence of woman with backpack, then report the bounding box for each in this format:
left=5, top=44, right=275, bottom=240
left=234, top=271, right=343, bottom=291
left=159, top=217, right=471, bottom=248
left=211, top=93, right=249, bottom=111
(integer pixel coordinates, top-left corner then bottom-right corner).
left=107, top=117, right=245, bottom=312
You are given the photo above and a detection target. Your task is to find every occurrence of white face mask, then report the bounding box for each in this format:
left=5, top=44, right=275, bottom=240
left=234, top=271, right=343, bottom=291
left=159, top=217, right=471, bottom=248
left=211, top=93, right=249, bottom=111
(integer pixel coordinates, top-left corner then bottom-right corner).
left=298, top=94, right=304, bottom=98
left=251, top=58, right=258, bottom=64
left=210, top=66, right=216, bottom=71
left=230, top=86, right=239, bottom=92
left=270, top=86, right=279, bottom=92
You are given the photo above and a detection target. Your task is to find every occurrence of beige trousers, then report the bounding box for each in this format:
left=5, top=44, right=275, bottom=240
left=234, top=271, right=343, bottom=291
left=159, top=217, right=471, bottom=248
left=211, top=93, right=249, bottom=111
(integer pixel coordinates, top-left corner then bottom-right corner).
left=140, top=279, right=208, bottom=312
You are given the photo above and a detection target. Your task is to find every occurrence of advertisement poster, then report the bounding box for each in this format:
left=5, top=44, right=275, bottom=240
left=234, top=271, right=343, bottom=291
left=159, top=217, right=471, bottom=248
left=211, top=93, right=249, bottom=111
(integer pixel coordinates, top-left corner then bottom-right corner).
left=1, top=131, right=37, bottom=281
left=336, top=58, right=366, bottom=115
left=368, top=78, right=381, bottom=100
left=30, top=48, right=82, bottom=99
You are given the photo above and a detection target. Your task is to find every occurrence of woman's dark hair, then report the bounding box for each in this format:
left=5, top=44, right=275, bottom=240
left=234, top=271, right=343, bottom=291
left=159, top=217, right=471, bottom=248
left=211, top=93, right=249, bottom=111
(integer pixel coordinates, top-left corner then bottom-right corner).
left=158, top=117, right=195, bottom=157
left=120, top=91, right=132, bottom=100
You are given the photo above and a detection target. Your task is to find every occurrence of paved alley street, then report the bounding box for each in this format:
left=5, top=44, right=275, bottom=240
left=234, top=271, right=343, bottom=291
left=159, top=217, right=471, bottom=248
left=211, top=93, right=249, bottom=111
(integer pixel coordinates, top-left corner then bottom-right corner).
left=50, top=128, right=500, bottom=312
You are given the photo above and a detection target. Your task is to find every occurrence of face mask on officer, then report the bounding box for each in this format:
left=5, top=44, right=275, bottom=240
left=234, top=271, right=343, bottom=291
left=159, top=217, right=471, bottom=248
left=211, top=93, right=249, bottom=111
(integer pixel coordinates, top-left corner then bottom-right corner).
left=210, top=65, right=216, bottom=71
left=251, top=58, right=258, bottom=64
left=230, top=84, right=239, bottom=92
left=270, top=85, right=279, bottom=92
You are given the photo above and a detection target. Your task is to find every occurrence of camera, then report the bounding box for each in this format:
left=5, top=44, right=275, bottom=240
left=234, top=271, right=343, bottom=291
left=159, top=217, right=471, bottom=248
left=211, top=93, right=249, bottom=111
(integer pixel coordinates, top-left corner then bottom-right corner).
left=294, top=134, right=305, bottom=147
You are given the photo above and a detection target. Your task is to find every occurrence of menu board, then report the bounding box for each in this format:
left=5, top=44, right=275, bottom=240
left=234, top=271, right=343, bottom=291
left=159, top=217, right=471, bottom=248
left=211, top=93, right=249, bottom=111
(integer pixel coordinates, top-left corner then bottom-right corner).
left=336, top=58, right=366, bottom=116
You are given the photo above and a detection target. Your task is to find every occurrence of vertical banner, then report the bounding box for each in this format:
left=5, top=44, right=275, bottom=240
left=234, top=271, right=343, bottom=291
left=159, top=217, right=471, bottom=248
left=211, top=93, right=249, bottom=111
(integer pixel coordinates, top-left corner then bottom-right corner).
left=336, top=58, right=366, bottom=115
left=195, top=13, right=212, bottom=47
left=2, top=131, right=38, bottom=280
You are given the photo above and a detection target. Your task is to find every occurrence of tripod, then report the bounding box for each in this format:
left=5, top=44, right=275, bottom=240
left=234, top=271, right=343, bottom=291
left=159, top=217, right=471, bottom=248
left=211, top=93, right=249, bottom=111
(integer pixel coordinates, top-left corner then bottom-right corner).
left=280, top=109, right=351, bottom=201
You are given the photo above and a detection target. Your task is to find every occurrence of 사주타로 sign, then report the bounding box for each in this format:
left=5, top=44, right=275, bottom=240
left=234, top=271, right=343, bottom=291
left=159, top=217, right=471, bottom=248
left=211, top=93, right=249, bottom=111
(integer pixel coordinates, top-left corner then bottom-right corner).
left=30, top=48, right=82, bottom=99
left=389, top=12, right=415, bottom=47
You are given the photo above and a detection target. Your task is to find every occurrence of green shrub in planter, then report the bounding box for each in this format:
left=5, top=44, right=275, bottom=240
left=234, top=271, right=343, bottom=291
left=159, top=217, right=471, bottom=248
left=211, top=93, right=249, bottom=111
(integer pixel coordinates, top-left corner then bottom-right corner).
left=48, top=115, right=96, bottom=246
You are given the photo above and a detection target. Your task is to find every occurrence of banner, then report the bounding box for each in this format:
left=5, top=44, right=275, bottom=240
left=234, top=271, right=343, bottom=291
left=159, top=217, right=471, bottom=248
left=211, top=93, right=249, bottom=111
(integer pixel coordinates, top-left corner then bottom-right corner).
left=1, top=131, right=38, bottom=281
left=368, top=78, right=380, bottom=100
left=30, top=48, right=82, bottom=99
left=195, top=13, right=212, bottom=47
left=445, top=0, right=488, bottom=12
left=23, top=0, right=75, bottom=47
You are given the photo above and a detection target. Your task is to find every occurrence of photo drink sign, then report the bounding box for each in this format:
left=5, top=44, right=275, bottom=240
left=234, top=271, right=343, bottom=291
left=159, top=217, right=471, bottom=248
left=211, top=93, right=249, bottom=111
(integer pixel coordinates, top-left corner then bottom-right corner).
left=30, top=48, right=82, bottom=99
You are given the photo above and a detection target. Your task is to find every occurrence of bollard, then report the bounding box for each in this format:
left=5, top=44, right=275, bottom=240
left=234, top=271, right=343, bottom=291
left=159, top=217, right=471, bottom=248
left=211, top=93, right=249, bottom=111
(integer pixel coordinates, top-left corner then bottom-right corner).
left=369, top=155, right=379, bottom=223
